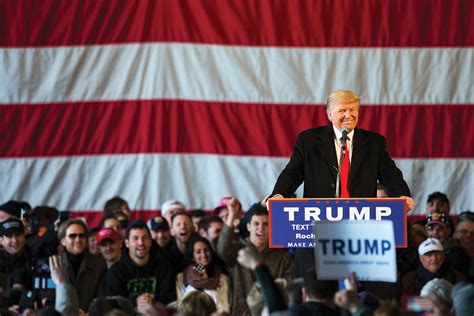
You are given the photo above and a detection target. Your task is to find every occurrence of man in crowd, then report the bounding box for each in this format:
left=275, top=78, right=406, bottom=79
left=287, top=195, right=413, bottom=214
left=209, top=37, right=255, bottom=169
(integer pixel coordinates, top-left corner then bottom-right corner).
left=147, top=215, right=172, bottom=249
left=453, top=211, right=474, bottom=279
left=96, top=227, right=122, bottom=268
left=0, top=219, right=30, bottom=275
left=105, top=220, right=175, bottom=309
left=289, top=268, right=339, bottom=316
left=198, top=215, right=224, bottom=250
left=168, top=211, right=195, bottom=273
left=160, top=199, right=186, bottom=227
left=217, top=196, right=292, bottom=315
left=104, top=196, right=131, bottom=220
left=190, top=209, right=206, bottom=231
left=426, top=192, right=450, bottom=214
left=0, top=218, right=32, bottom=309
left=58, top=219, right=106, bottom=312
left=424, top=211, right=470, bottom=277
left=269, top=90, right=413, bottom=278
left=401, top=237, right=466, bottom=295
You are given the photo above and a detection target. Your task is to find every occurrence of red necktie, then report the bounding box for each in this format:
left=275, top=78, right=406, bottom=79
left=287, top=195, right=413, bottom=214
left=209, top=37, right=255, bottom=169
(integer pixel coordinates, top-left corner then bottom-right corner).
left=340, top=138, right=350, bottom=198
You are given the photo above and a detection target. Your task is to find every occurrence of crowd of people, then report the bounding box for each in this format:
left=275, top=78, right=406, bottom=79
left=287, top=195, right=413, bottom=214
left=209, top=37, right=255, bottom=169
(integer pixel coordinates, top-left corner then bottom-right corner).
left=0, top=192, right=473, bottom=316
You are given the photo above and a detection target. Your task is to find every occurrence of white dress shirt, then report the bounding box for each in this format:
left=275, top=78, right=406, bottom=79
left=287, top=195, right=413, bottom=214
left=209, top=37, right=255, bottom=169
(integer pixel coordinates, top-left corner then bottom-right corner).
left=332, top=125, right=354, bottom=166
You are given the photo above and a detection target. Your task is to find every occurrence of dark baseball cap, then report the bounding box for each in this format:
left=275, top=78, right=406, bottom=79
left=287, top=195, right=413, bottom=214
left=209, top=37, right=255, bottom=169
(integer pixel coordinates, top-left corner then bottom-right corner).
left=0, top=218, right=24, bottom=236
left=147, top=216, right=170, bottom=232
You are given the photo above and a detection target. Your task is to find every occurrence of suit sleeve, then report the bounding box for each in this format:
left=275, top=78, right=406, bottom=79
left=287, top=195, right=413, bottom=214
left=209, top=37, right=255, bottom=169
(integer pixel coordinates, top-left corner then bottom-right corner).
left=377, top=136, right=411, bottom=197
left=271, top=134, right=305, bottom=197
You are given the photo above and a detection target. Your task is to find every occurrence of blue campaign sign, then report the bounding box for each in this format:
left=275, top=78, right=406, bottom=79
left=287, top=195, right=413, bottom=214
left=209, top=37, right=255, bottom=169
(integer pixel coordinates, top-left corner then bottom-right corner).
left=268, top=198, right=407, bottom=248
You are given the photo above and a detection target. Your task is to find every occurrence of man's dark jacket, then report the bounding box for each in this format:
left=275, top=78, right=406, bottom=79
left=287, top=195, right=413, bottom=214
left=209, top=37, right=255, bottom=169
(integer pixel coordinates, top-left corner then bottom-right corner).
left=272, top=125, right=411, bottom=198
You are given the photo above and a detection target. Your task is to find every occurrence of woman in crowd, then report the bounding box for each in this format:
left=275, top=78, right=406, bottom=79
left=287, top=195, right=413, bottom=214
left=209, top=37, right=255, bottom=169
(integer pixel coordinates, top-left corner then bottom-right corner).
left=176, top=236, right=230, bottom=313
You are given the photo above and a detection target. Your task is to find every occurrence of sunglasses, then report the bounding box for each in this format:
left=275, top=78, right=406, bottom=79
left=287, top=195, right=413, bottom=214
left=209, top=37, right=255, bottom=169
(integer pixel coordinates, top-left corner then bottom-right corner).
left=67, top=233, right=86, bottom=240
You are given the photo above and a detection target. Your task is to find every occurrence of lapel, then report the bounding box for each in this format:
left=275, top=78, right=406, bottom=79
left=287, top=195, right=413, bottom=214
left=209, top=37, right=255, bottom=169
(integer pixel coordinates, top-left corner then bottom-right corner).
left=317, top=125, right=338, bottom=178
left=349, top=128, right=368, bottom=185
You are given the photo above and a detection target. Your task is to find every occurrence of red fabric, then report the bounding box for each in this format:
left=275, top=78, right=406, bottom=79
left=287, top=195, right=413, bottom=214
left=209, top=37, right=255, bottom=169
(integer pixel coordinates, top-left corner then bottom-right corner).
left=1, top=0, right=473, bottom=47
left=1, top=102, right=472, bottom=158
left=340, top=144, right=351, bottom=198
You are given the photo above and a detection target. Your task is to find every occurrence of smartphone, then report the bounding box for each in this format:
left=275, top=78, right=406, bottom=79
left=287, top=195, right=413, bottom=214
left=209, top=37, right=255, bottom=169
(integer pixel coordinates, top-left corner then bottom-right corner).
left=193, top=263, right=205, bottom=274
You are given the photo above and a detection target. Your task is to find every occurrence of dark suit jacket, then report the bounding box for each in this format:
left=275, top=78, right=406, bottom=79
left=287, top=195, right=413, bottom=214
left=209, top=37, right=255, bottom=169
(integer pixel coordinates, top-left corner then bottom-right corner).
left=271, top=124, right=411, bottom=198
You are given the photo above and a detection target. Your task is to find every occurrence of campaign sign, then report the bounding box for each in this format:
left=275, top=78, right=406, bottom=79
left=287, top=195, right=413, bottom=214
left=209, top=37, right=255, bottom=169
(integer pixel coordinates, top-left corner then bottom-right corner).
left=268, top=198, right=407, bottom=248
left=314, top=220, right=397, bottom=282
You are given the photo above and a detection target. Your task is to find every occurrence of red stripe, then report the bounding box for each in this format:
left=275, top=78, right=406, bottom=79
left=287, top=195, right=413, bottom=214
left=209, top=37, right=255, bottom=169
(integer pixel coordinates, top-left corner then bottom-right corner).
left=2, top=0, right=473, bottom=47
left=1, top=101, right=472, bottom=158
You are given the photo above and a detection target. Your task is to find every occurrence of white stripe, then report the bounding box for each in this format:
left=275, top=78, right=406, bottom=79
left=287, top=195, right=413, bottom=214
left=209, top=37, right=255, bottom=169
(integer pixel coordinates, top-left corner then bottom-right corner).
left=1, top=44, right=472, bottom=105
left=1, top=154, right=472, bottom=214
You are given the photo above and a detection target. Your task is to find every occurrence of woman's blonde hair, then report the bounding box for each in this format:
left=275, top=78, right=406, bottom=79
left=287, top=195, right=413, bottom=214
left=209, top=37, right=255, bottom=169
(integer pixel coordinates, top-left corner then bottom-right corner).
left=177, top=291, right=217, bottom=316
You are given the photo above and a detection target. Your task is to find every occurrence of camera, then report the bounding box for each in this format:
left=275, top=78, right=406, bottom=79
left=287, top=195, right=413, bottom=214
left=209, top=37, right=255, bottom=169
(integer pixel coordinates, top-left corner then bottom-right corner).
left=33, top=258, right=56, bottom=289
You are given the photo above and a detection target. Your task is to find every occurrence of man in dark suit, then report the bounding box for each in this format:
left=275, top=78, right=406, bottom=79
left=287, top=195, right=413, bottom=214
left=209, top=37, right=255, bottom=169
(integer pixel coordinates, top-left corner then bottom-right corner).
left=270, top=89, right=414, bottom=277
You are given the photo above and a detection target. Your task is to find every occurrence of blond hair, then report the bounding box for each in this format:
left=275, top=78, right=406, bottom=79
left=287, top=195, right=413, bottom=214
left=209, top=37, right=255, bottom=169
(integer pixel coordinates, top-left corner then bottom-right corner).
left=326, top=90, right=360, bottom=112
left=177, top=291, right=217, bottom=316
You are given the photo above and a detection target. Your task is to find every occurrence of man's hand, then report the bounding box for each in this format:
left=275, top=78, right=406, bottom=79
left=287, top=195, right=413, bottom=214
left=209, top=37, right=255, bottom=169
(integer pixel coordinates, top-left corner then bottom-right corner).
left=237, top=247, right=263, bottom=270
left=344, top=272, right=359, bottom=291
left=136, top=293, right=154, bottom=314
left=334, top=289, right=361, bottom=313
left=265, top=194, right=284, bottom=209
left=49, top=255, right=68, bottom=285
left=225, top=196, right=243, bottom=228
left=401, top=196, right=415, bottom=211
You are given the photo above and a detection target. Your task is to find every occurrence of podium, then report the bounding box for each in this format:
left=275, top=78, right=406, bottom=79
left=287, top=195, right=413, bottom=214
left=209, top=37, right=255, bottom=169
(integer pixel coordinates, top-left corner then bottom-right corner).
left=268, top=198, right=408, bottom=248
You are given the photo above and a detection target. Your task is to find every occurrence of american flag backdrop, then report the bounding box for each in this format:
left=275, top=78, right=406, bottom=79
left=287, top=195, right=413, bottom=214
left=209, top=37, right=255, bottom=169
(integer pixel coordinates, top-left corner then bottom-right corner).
left=1, top=0, right=473, bottom=223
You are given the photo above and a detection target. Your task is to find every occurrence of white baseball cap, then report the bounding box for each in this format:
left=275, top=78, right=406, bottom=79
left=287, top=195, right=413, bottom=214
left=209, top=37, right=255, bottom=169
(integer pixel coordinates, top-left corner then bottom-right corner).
left=418, top=237, right=444, bottom=256
left=160, top=199, right=186, bottom=216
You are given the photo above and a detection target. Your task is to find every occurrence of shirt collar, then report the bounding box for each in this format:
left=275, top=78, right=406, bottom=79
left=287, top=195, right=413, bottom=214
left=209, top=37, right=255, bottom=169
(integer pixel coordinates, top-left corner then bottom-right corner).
left=332, top=125, right=355, bottom=141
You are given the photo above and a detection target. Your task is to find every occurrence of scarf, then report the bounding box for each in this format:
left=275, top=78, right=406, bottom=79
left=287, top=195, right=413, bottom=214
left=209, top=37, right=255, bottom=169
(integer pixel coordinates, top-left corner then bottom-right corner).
left=66, top=250, right=84, bottom=281
left=183, top=264, right=221, bottom=290
left=415, top=262, right=450, bottom=294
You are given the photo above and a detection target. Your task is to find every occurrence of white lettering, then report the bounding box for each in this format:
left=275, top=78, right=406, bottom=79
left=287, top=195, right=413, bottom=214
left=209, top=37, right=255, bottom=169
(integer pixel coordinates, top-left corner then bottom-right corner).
left=375, top=207, right=392, bottom=220
left=284, top=207, right=299, bottom=221
left=304, top=207, right=321, bottom=221
left=326, top=206, right=343, bottom=221
left=349, top=206, right=370, bottom=220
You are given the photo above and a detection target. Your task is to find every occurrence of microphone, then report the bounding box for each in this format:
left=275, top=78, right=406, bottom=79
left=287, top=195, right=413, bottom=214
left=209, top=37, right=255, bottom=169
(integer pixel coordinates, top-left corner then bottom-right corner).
left=335, top=127, right=349, bottom=197
left=341, top=127, right=349, bottom=149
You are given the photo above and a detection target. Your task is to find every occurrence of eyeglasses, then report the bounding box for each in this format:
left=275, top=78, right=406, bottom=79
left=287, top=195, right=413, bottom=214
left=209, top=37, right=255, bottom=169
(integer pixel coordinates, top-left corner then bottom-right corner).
left=426, top=225, right=446, bottom=232
left=67, top=233, right=86, bottom=240
left=455, top=229, right=474, bottom=236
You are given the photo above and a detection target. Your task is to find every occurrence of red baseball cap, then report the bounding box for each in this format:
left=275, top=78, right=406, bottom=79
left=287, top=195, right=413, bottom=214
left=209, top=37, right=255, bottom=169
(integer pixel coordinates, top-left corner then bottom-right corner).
left=96, top=227, right=121, bottom=244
